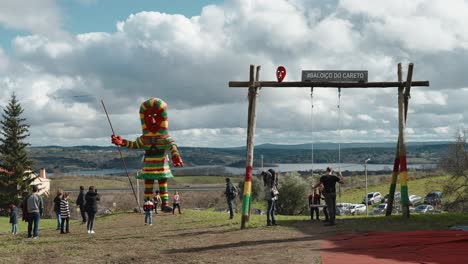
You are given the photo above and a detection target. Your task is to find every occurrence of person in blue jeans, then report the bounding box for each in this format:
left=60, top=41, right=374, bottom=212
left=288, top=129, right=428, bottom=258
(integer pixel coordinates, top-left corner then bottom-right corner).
left=9, top=204, right=18, bottom=235
left=25, top=185, right=44, bottom=239
left=53, top=190, right=63, bottom=230
left=143, top=197, right=154, bottom=226
left=224, top=178, right=237, bottom=220
left=266, top=187, right=278, bottom=226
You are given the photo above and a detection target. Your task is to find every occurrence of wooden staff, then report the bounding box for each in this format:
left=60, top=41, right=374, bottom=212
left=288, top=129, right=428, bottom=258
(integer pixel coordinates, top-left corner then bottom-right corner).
left=101, top=99, right=141, bottom=210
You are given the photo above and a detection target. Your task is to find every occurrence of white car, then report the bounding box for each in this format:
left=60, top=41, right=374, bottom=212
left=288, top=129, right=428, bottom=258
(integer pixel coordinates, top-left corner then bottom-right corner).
left=362, top=192, right=382, bottom=205
left=415, top=204, right=434, bottom=214
left=373, top=203, right=388, bottom=214
left=409, top=195, right=423, bottom=206
left=349, top=204, right=367, bottom=215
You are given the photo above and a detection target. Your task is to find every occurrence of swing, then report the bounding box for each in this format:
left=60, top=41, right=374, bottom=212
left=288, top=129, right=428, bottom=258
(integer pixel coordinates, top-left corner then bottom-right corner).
left=310, top=87, right=343, bottom=200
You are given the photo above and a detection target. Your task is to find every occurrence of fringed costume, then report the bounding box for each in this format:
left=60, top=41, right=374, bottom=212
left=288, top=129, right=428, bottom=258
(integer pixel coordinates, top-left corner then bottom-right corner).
left=112, top=98, right=183, bottom=209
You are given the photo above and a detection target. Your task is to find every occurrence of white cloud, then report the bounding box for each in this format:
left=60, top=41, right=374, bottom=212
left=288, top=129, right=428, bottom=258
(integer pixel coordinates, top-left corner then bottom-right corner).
left=0, top=0, right=467, bottom=147
left=0, top=0, right=64, bottom=37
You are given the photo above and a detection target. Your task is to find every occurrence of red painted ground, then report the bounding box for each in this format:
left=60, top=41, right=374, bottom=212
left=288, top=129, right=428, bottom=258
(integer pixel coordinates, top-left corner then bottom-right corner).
left=321, top=230, right=468, bottom=264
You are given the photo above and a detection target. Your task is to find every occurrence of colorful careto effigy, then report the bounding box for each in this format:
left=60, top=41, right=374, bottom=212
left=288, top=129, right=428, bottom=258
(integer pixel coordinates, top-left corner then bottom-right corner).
left=111, top=98, right=184, bottom=209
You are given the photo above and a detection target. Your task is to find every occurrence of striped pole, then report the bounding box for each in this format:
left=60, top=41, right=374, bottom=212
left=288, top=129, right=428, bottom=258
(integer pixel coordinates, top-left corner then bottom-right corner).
left=386, top=63, right=403, bottom=216
left=399, top=64, right=413, bottom=218
left=241, top=65, right=260, bottom=229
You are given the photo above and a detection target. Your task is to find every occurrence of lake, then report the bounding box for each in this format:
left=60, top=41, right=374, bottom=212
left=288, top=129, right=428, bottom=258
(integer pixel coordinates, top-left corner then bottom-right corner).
left=50, top=163, right=436, bottom=177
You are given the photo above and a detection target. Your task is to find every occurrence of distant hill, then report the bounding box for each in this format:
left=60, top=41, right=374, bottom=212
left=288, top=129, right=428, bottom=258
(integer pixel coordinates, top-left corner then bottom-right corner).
left=254, top=141, right=452, bottom=150
left=26, top=141, right=450, bottom=173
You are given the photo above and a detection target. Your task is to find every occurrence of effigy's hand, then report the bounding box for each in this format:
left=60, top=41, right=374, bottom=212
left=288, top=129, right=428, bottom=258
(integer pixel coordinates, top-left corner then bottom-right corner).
left=172, top=155, right=184, bottom=167
left=111, top=135, right=125, bottom=146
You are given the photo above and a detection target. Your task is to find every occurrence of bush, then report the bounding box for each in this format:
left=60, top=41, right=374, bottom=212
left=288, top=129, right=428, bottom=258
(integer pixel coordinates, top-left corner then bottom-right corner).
left=276, top=174, right=309, bottom=215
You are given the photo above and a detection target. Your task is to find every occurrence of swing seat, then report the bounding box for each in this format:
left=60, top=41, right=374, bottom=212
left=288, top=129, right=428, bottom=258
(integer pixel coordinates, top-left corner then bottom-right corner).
left=310, top=205, right=326, bottom=208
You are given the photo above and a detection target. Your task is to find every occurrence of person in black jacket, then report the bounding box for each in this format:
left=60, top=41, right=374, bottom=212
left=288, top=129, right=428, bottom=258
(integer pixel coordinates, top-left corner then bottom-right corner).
left=53, top=190, right=63, bottom=230
left=76, top=186, right=87, bottom=224
left=85, top=186, right=100, bottom=234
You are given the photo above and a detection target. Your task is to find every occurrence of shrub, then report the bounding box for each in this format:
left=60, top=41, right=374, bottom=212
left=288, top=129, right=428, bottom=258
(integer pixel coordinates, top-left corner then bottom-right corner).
left=276, top=174, right=309, bottom=215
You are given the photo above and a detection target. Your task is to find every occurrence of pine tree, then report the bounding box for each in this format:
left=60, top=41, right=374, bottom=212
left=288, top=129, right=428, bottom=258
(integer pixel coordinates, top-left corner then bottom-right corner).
left=0, top=93, right=35, bottom=207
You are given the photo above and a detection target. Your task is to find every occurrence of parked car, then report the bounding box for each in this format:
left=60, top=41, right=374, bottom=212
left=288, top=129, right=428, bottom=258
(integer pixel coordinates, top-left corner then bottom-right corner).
left=409, top=195, right=423, bottom=206
left=415, top=204, right=435, bottom=214
left=373, top=203, right=387, bottom=214
left=349, top=204, right=367, bottom=215
left=362, top=192, right=382, bottom=205
left=383, top=192, right=401, bottom=203
left=424, top=192, right=442, bottom=205
left=336, top=203, right=353, bottom=216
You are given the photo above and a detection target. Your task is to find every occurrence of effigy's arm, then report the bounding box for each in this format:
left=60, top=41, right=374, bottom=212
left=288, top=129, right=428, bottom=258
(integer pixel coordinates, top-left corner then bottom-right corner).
left=111, top=135, right=144, bottom=149
left=170, top=144, right=184, bottom=167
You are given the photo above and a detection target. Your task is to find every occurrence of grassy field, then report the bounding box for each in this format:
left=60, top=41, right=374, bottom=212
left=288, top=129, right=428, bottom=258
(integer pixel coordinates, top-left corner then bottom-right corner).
left=50, top=175, right=243, bottom=191
left=338, top=174, right=448, bottom=205
left=0, top=208, right=467, bottom=263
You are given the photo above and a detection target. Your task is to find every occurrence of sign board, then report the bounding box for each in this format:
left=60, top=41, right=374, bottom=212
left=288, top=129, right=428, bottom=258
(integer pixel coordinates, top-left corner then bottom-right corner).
left=302, top=70, right=368, bottom=82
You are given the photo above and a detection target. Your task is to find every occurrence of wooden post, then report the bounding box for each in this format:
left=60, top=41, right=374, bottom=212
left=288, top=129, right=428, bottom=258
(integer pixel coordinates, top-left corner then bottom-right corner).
left=241, top=65, right=260, bottom=229
left=386, top=63, right=403, bottom=216
left=400, top=63, right=413, bottom=218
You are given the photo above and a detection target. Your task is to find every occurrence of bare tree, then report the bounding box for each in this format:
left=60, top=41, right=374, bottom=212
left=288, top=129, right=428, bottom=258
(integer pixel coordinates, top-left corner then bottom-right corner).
left=439, top=130, right=468, bottom=212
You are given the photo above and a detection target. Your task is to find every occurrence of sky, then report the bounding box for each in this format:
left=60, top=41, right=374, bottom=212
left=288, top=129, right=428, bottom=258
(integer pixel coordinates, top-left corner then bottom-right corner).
left=0, top=0, right=467, bottom=148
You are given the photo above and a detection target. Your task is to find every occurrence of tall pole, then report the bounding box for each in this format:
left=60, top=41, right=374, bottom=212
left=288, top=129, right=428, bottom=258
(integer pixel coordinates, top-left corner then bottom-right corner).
left=386, top=63, right=403, bottom=216
left=101, top=99, right=141, bottom=211
left=261, top=154, right=264, bottom=169
left=137, top=171, right=140, bottom=207
left=365, top=158, right=370, bottom=217
left=241, top=65, right=260, bottom=229
left=399, top=64, right=413, bottom=218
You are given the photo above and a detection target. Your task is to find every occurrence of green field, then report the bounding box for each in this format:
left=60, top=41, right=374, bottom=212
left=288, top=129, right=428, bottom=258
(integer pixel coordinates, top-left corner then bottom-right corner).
left=50, top=175, right=243, bottom=191
left=338, top=174, right=448, bottom=205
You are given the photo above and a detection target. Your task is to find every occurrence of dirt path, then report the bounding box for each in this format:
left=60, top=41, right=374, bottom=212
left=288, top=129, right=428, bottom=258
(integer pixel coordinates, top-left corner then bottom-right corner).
left=5, top=212, right=327, bottom=264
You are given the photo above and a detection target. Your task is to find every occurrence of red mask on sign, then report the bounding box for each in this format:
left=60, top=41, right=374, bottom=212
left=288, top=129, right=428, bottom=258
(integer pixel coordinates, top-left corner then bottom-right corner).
left=276, top=66, right=286, bottom=82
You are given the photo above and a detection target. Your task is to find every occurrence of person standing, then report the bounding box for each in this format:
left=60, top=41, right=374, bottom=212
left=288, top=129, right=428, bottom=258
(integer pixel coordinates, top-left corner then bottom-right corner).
left=153, top=191, right=162, bottom=214
left=25, top=185, right=44, bottom=239
left=224, top=178, right=237, bottom=220
left=265, top=184, right=278, bottom=226
left=314, top=167, right=344, bottom=226
left=172, top=191, right=181, bottom=214
left=76, top=186, right=87, bottom=224
left=9, top=204, right=18, bottom=235
left=85, top=186, right=100, bottom=234
left=53, top=190, right=63, bottom=230
left=60, top=193, right=71, bottom=234
left=308, top=188, right=323, bottom=222
left=143, top=198, right=155, bottom=225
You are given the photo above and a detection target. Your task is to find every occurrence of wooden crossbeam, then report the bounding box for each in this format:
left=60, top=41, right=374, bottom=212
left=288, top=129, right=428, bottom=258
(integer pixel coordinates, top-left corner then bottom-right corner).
left=229, top=81, right=429, bottom=88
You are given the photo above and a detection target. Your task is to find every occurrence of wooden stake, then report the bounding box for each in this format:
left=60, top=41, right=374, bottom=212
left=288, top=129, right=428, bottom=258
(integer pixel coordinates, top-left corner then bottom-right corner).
left=241, top=65, right=260, bottom=229
left=400, top=64, right=413, bottom=218
left=386, top=63, right=403, bottom=216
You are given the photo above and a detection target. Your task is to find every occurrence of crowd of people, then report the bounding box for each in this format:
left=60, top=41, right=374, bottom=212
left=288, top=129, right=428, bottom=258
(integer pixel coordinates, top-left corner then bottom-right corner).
left=6, top=166, right=345, bottom=239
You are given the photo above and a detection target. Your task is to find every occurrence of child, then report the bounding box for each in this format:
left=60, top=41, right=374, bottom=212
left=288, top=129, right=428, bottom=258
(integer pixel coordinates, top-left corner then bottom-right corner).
left=53, top=190, right=63, bottom=230
left=9, top=204, right=18, bottom=235
left=60, top=193, right=71, bottom=234
left=308, top=188, right=322, bottom=222
left=172, top=191, right=181, bottom=214
left=143, top=197, right=155, bottom=226
left=153, top=191, right=162, bottom=214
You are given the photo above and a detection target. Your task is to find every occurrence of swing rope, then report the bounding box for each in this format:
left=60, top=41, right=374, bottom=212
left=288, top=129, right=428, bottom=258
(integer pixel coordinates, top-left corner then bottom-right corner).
left=310, top=87, right=314, bottom=178
left=337, top=88, right=342, bottom=201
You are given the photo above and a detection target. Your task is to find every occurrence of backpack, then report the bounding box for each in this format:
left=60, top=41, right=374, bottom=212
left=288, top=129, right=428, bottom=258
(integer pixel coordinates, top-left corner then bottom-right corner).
left=231, top=185, right=238, bottom=199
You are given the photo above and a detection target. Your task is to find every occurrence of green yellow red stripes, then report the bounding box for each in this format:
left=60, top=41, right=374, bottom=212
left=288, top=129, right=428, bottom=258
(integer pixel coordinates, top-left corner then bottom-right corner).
left=241, top=166, right=253, bottom=222
left=386, top=156, right=400, bottom=216
left=400, top=155, right=409, bottom=206
left=144, top=179, right=154, bottom=200
left=158, top=179, right=169, bottom=207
